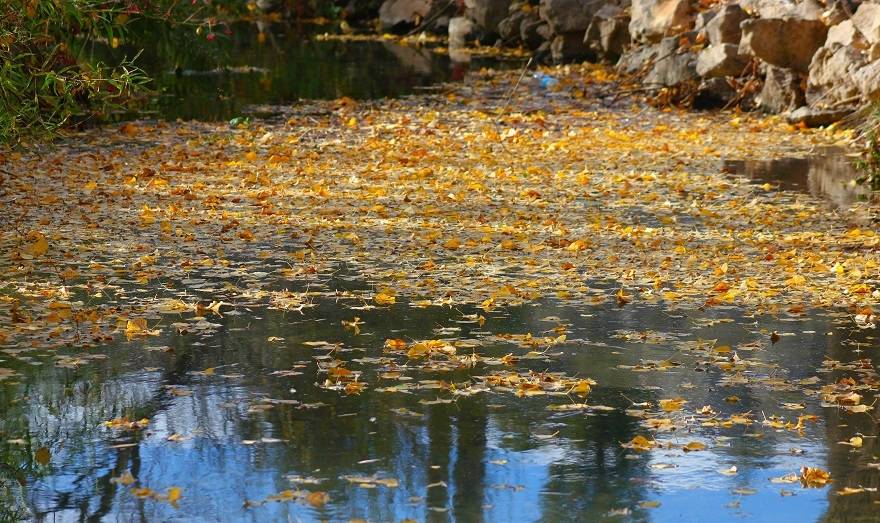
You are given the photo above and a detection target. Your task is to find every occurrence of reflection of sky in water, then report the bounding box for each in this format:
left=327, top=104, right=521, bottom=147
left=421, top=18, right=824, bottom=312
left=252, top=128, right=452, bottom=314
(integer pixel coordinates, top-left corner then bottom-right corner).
left=4, top=293, right=876, bottom=521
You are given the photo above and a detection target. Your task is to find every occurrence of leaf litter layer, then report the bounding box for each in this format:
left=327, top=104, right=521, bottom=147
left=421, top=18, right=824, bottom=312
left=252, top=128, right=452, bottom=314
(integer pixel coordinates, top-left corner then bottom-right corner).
left=0, top=63, right=879, bottom=513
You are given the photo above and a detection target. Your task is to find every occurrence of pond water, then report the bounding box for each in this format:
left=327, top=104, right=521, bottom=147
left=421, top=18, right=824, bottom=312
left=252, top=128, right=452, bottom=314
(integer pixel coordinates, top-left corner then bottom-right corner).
left=101, top=20, right=514, bottom=121
left=1, top=269, right=878, bottom=522
left=4, top=19, right=880, bottom=523
left=723, top=152, right=871, bottom=210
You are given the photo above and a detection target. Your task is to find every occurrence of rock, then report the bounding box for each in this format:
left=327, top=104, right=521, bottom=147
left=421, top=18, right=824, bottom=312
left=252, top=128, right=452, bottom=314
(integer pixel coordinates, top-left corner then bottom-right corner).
left=852, top=3, right=880, bottom=45
left=694, top=10, right=716, bottom=34
left=696, top=44, right=750, bottom=77
left=539, top=0, right=600, bottom=34
left=806, top=45, right=865, bottom=105
left=871, top=43, right=880, bottom=61
left=629, top=0, right=692, bottom=43
left=498, top=10, right=528, bottom=43
left=617, top=41, right=663, bottom=73
left=645, top=36, right=698, bottom=85
left=379, top=0, right=444, bottom=32
left=854, top=60, right=880, bottom=101
left=739, top=17, right=828, bottom=72
left=757, top=66, right=805, bottom=112
left=584, top=4, right=631, bottom=61
left=551, top=31, right=594, bottom=62
left=786, top=106, right=853, bottom=126
left=521, top=17, right=547, bottom=49
left=694, top=77, right=738, bottom=108
left=465, top=0, right=511, bottom=34
left=821, top=0, right=853, bottom=26
left=825, top=19, right=866, bottom=49
left=705, top=4, right=748, bottom=45
left=449, top=16, right=475, bottom=48
left=740, top=0, right=822, bottom=19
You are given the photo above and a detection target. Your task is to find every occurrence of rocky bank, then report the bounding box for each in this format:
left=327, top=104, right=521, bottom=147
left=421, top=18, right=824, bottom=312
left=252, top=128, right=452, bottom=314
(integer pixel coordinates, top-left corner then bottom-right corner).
left=375, top=0, right=880, bottom=125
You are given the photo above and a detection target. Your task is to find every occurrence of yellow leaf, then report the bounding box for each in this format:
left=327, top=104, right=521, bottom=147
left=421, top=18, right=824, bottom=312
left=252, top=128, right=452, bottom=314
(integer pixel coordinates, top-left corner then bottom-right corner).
left=443, top=238, right=461, bottom=250
left=166, top=486, right=182, bottom=503
left=683, top=441, right=706, bottom=452
left=22, top=232, right=49, bottom=257
left=659, top=398, right=685, bottom=412
left=375, top=291, right=396, bottom=305
left=800, top=466, right=831, bottom=487
left=306, top=491, right=329, bottom=507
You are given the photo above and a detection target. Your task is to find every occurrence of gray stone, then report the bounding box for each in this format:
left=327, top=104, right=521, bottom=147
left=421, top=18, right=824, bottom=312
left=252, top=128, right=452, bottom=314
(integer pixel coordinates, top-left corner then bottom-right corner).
left=584, top=4, right=631, bottom=60
left=521, top=17, right=549, bottom=49
left=854, top=60, right=880, bottom=101
left=617, top=41, right=663, bottom=73
left=465, top=0, right=511, bottom=34
left=757, top=66, right=805, bottom=112
left=379, top=0, right=443, bottom=31
left=705, top=4, right=748, bottom=45
left=449, top=16, right=474, bottom=48
left=551, top=31, right=594, bottom=62
left=739, top=17, right=828, bottom=72
left=852, top=3, right=880, bottom=45
left=786, top=106, right=853, bottom=126
left=540, top=0, right=600, bottom=34
left=694, top=10, right=716, bottom=34
left=740, top=0, right=822, bottom=19
left=645, top=37, right=698, bottom=85
left=498, top=10, right=528, bottom=42
left=628, top=0, right=692, bottom=43
left=825, top=19, right=866, bottom=49
left=806, top=45, right=865, bottom=105
left=697, top=43, right=750, bottom=77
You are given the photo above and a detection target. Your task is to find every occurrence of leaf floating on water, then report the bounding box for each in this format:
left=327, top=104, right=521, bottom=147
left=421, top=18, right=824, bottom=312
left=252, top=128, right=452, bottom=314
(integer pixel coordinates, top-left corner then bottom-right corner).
left=35, top=447, right=50, bottom=466
left=682, top=441, right=706, bottom=452
left=622, top=435, right=656, bottom=452
left=800, top=466, right=832, bottom=488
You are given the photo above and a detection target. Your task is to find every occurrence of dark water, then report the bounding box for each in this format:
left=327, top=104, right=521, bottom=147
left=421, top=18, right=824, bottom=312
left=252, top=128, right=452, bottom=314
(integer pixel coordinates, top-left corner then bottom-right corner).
left=1, top=269, right=878, bottom=521
left=100, top=20, right=509, bottom=121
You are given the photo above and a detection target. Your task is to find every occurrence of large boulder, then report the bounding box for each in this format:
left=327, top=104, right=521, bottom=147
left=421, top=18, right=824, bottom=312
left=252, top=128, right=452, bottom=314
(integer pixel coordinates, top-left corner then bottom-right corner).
left=540, top=0, right=601, bottom=34
left=584, top=4, right=631, bottom=61
left=786, top=106, right=853, bottom=126
left=825, top=19, right=867, bottom=49
left=705, top=4, right=748, bottom=45
left=629, top=0, right=692, bottom=43
left=521, top=17, right=550, bottom=49
left=739, top=17, right=828, bottom=72
left=806, top=45, right=865, bottom=105
left=757, top=66, right=805, bottom=112
left=465, top=0, right=511, bottom=34
left=852, top=3, right=880, bottom=45
left=853, top=60, right=880, bottom=102
left=739, top=0, right=823, bottom=19
left=498, top=9, right=529, bottom=43
left=696, top=44, right=750, bottom=77
left=551, top=31, right=594, bottom=62
left=644, top=36, right=698, bottom=85
left=379, top=0, right=444, bottom=32
left=617, top=40, right=665, bottom=73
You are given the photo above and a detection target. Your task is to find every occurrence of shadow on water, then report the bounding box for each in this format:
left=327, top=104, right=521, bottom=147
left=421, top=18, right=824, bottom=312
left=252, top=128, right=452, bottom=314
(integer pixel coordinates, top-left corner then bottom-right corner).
left=92, top=20, right=515, bottom=122
left=722, top=151, right=872, bottom=210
